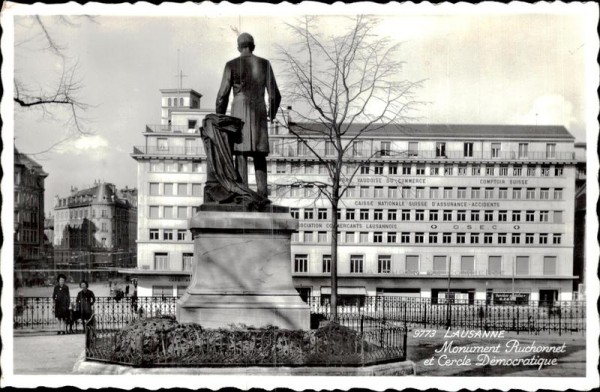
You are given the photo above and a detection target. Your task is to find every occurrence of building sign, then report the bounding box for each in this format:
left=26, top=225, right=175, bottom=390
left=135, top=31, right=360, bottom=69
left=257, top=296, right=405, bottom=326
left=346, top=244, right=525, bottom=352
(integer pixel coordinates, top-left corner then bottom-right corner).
left=492, top=292, right=530, bottom=304
left=299, top=221, right=541, bottom=232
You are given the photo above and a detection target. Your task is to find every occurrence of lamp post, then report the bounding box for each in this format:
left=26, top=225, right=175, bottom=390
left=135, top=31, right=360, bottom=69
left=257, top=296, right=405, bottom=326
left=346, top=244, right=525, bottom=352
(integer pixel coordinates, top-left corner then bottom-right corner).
left=446, top=256, right=452, bottom=328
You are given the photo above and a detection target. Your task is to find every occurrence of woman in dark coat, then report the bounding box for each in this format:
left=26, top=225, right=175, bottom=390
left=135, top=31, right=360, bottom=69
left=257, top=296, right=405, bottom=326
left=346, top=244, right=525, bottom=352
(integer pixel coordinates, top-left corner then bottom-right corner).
left=53, top=274, right=70, bottom=334
left=76, top=280, right=96, bottom=331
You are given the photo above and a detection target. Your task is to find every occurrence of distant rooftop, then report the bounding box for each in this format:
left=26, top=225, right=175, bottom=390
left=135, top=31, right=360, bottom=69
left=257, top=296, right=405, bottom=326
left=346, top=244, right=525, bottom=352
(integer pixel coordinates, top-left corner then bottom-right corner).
left=160, top=88, right=202, bottom=98
left=288, top=123, right=575, bottom=141
left=14, top=148, right=48, bottom=177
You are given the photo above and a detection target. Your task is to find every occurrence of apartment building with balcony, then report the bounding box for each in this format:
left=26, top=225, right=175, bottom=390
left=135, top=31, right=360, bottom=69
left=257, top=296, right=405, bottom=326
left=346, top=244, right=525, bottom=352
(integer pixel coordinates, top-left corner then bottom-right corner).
left=126, top=88, right=578, bottom=304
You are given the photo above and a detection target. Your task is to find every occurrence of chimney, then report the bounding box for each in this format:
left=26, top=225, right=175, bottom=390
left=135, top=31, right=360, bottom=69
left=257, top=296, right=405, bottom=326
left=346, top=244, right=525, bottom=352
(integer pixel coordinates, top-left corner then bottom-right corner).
left=286, top=106, right=293, bottom=125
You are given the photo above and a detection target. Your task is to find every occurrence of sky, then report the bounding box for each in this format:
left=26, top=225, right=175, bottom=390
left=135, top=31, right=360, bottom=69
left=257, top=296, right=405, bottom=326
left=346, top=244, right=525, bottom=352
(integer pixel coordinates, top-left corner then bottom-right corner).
left=8, top=3, right=597, bottom=215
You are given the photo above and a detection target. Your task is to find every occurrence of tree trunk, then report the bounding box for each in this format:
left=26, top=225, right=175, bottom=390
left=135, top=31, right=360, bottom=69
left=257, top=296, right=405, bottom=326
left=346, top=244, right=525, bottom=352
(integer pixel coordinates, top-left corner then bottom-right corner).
left=330, top=198, right=339, bottom=322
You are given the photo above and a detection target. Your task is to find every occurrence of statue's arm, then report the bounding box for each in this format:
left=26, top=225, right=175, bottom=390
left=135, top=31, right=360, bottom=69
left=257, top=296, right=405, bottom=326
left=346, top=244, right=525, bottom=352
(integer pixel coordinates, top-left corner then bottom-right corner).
left=266, top=61, right=281, bottom=122
left=215, top=63, right=232, bottom=115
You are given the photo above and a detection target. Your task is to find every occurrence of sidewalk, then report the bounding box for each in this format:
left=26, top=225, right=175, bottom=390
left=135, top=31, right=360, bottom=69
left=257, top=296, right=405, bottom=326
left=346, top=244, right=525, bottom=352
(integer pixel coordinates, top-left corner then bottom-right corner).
left=13, top=333, right=84, bottom=374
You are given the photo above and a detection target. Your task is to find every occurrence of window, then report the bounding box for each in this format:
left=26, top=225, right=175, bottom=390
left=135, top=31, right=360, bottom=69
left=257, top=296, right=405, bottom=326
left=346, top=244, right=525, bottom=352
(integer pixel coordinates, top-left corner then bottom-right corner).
left=512, top=188, right=522, bottom=199
left=541, top=166, right=550, bottom=176
left=518, top=143, right=528, bottom=158
left=360, top=164, right=370, bottom=174
left=387, top=232, right=397, bottom=243
left=443, top=187, right=453, bottom=198
left=373, top=209, right=383, bottom=221
left=388, top=163, right=398, bottom=175
left=346, top=209, right=355, bottom=220
left=149, top=206, right=160, bottom=218
left=408, top=142, right=418, bottom=157
left=464, top=142, right=473, bottom=157
left=164, top=206, right=175, bottom=219
left=516, top=256, right=529, bottom=275
left=488, top=256, right=502, bottom=275
left=157, top=138, right=168, bottom=151
left=484, top=210, right=494, bottom=222
left=553, top=211, right=563, bottom=223
left=152, top=285, right=173, bottom=297
left=378, top=255, right=391, bottom=273
left=491, top=143, right=501, bottom=158
left=346, top=232, right=355, bottom=243
left=276, top=162, right=286, bottom=174
left=352, top=141, right=364, bottom=157
left=443, top=210, right=452, bottom=221
left=346, top=186, right=357, bottom=198
left=485, top=188, right=494, bottom=199
left=164, top=183, right=174, bottom=196
left=290, top=208, right=299, bottom=219
left=182, top=253, right=193, bottom=271
left=436, top=142, right=446, bottom=157
left=297, top=142, right=309, bottom=156
left=527, top=166, right=536, bottom=176
left=373, top=232, right=384, bottom=243
left=402, top=166, right=412, bottom=175
left=525, top=233, right=535, bottom=244
left=360, top=186, right=370, bottom=198
left=433, top=256, right=447, bottom=274
left=471, top=233, right=480, bottom=244
left=498, top=188, right=508, bottom=199
left=401, top=232, right=410, bottom=243
left=539, top=233, right=548, bottom=244
left=318, top=231, right=328, bottom=243
left=442, top=232, right=452, bottom=243
left=406, top=255, right=419, bottom=274
left=388, top=186, right=398, bottom=198
left=471, top=187, right=481, bottom=199
left=154, top=253, right=169, bottom=270
left=546, top=143, right=556, bottom=159
left=101, top=222, right=107, bottom=232
left=457, top=210, right=466, bottom=221
left=387, top=209, right=397, bottom=220
left=553, top=188, right=563, bottom=200
left=553, top=234, right=562, bottom=244
left=461, top=256, right=474, bottom=274
left=526, top=188, right=535, bottom=200
left=304, top=185, right=314, bottom=197
left=360, top=232, right=369, bottom=243
left=291, top=233, right=300, bottom=242
left=176, top=183, right=188, bottom=196
left=163, top=229, right=173, bottom=241
left=373, top=164, right=384, bottom=175
left=401, top=210, right=410, bottom=220
left=415, top=187, right=425, bottom=199
left=512, top=233, right=521, bottom=244
left=555, top=165, right=564, bottom=176
left=322, top=255, right=331, bottom=273
left=177, top=207, right=187, bottom=219
left=471, top=166, right=480, bottom=176
left=444, top=166, right=453, bottom=176
left=499, top=165, right=508, bottom=176
left=429, top=187, right=440, bottom=198
left=512, top=211, right=521, bottom=222
left=317, top=209, right=328, bottom=220
left=192, top=183, right=202, bottom=196
left=416, top=165, right=426, bottom=175
left=484, top=233, right=493, bottom=244
left=540, top=211, right=549, bottom=222
left=374, top=186, right=384, bottom=198
left=498, top=210, right=507, bottom=222
left=429, top=210, right=438, bottom=221
left=429, top=232, right=438, bottom=243
left=457, top=188, right=467, bottom=199
left=149, top=229, right=159, bottom=240
left=415, top=210, right=425, bottom=221
left=302, top=231, right=314, bottom=243
left=498, top=233, right=507, bottom=244
left=350, top=255, right=364, bottom=273
left=359, top=209, right=369, bottom=220
left=456, top=233, right=466, bottom=244
left=513, top=165, right=522, bottom=176
left=431, top=165, right=440, bottom=175
left=415, top=232, right=424, bottom=243
left=485, top=165, right=494, bottom=176
left=325, top=141, right=335, bottom=156
left=380, top=141, right=391, bottom=156
left=294, top=255, right=308, bottom=273
left=458, top=165, right=467, bottom=176
left=304, top=209, right=314, bottom=220
left=149, top=183, right=160, bottom=195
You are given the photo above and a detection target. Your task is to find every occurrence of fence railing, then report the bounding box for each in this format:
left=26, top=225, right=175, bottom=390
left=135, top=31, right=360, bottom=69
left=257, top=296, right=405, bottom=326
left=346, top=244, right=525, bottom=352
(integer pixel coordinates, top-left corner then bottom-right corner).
left=14, top=296, right=585, bottom=335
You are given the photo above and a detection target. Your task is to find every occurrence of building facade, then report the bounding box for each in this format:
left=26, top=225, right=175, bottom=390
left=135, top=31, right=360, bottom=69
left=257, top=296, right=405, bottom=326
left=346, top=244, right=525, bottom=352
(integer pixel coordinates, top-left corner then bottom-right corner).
left=53, top=181, right=138, bottom=282
left=14, top=149, right=49, bottom=283
left=126, top=88, right=579, bottom=303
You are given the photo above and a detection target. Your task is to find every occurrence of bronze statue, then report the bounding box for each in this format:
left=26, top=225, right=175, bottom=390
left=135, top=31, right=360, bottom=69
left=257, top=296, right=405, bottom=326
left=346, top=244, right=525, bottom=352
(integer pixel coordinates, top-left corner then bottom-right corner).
left=215, top=32, right=281, bottom=200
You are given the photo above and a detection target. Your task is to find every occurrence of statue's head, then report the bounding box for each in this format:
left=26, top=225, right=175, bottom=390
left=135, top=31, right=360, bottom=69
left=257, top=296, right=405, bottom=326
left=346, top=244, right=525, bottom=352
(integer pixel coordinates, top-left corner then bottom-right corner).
left=237, top=33, right=255, bottom=53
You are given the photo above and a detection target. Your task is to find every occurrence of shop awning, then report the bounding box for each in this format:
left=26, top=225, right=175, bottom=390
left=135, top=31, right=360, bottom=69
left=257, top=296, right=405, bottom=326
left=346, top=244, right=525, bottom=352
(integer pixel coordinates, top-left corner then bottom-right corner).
left=320, top=287, right=367, bottom=295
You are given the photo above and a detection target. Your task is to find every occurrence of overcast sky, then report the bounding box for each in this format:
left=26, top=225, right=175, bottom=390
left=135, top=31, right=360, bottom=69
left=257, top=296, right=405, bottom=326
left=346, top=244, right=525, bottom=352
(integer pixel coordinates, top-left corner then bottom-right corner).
left=9, top=3, right=597, bottom=214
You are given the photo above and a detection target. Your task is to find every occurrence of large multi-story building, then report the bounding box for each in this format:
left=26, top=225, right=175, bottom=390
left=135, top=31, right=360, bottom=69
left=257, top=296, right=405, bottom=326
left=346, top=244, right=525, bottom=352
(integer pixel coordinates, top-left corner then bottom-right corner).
left=53, top=181, right=138, bottom=282
left=14, top=148, right=49, bottom=283
left=126, top=88, right=579, bottom=304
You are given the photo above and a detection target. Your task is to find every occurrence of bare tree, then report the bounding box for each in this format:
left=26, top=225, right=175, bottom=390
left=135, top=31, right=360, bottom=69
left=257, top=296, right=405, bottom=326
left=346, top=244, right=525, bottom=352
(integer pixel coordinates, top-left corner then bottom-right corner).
left=14, top=16, right=95, bottom=154
left=277, top=15, right=424, bottom=320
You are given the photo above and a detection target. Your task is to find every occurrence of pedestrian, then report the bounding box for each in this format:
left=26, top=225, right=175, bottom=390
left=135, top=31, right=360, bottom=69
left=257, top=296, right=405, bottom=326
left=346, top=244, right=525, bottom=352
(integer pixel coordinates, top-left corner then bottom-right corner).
left=53, top=274, right=70, bottom=335
left=76, top=280, right=96, bottom=334
left=125, top=284, right=130, bottom=297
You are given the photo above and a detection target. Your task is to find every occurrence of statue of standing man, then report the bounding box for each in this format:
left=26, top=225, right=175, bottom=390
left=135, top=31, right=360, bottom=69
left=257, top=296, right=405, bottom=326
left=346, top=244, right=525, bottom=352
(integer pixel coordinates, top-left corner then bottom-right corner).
left=215, top=33, right=281, bottom=200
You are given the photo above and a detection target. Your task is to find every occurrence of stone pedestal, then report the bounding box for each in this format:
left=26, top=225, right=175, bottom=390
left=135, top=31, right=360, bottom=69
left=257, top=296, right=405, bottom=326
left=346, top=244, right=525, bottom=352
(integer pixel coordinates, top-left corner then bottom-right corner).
left=176, top=207, right=310, bottom=330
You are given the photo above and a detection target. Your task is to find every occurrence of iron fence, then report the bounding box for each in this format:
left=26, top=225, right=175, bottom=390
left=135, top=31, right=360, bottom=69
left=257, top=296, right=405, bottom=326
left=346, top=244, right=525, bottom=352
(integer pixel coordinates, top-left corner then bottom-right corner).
left=14, top=296, right=585, bottom=335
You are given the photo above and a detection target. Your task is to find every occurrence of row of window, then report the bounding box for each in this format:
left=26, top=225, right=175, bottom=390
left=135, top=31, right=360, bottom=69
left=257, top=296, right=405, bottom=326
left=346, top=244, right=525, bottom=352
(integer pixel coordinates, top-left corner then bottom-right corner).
left=149, top=229, right=189, bottom=241
left=55, top=208, right=110, bottom=220
left=292, top=208, right=564, bottom=224
left=149, top=182, right=203, bottom=197
left=292, top=231, right=563, bottom=245
left=276, top=185, right=564, bottom=200
left=293, top=254, right=559, bottom=276
left=148, top=160, right=204, bottom=173
left=15, top=229, right=39, bottom=244
left=148, top=205, right=197, bottom=219
left=153, top=252, right=193, bottom=271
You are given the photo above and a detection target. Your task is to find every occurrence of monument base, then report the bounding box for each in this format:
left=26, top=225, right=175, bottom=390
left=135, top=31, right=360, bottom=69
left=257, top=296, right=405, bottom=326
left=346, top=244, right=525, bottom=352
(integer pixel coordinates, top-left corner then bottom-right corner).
left=176, top=207, right=310, bottom=330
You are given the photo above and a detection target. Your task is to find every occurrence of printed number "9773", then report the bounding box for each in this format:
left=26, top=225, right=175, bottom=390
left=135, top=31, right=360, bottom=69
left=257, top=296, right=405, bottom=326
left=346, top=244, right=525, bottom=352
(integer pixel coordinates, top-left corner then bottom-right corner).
left=413, top=330, right=436, bottom=338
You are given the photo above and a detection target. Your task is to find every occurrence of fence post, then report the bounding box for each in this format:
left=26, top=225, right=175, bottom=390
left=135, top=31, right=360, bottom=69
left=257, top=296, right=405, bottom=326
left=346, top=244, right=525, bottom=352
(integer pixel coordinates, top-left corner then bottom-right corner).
left=360, top=315, right=364, bottom=334
left=558, top=305, right=562, bottom=336
left=402, top=329, right=408, bottom=361
left=423, top=302, right=427, bottom=329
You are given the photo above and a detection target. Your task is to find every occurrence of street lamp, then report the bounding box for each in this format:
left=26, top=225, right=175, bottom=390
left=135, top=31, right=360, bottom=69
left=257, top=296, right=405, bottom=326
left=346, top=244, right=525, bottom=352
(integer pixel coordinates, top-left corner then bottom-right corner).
left=446, top=256, right=452, bottom=328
